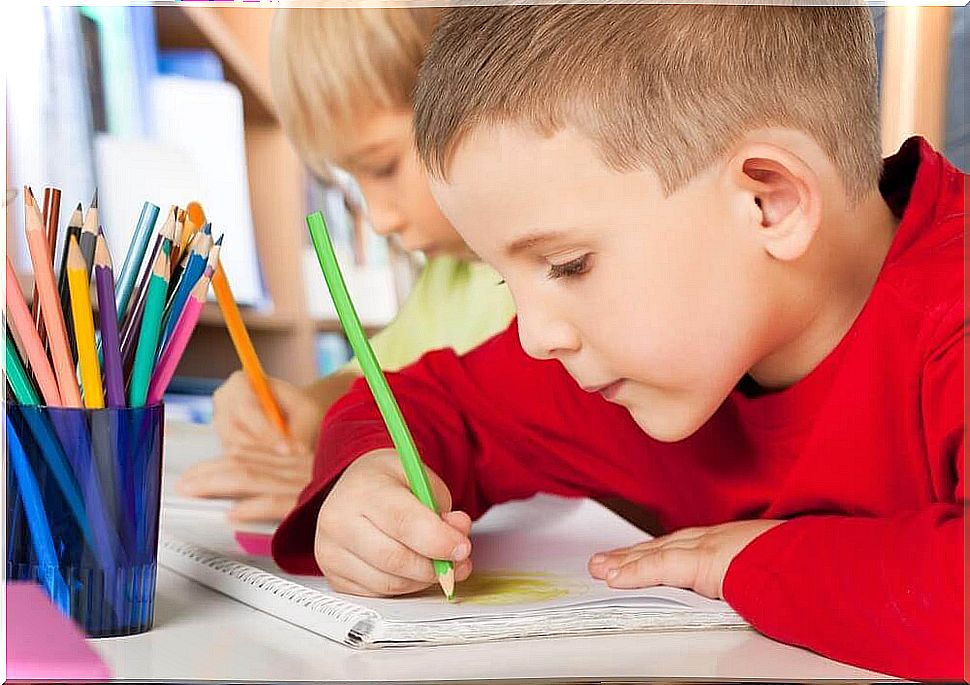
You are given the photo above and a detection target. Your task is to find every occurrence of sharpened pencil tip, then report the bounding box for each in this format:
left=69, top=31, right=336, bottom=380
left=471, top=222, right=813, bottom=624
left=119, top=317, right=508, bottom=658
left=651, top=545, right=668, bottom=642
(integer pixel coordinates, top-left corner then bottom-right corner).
left=438, top=568, right=456, bottom=600
left=90, top=188, right=98, bottom=209
left=214, top=234, right=224, bottom=246
left=24, top=186, right=35, bottom=206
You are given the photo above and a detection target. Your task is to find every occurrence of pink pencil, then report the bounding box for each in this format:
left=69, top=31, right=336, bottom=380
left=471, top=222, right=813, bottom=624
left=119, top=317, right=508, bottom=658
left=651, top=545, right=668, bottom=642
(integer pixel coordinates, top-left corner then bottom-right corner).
left=147, top=274, right=209, bottom=404
left=5, top=257, right=62, bottom=406
left=23, top=188, right=82, bottom=407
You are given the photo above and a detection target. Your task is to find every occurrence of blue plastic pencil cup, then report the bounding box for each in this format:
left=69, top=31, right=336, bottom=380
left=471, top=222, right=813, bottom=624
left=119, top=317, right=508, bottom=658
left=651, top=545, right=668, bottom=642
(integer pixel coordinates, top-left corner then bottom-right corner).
left=6, top=402, right=164, bottom=637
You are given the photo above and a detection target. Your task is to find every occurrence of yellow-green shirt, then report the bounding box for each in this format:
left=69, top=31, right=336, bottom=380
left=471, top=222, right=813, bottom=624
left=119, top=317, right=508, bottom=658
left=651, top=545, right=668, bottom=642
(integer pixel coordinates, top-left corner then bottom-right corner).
left=343, top=256, right=515, bottom=373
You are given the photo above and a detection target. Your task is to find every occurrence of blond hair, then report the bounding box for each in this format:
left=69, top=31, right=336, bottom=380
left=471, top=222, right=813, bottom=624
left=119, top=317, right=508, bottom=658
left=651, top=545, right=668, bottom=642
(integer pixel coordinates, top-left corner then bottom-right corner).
left=270, top=7, right=442, bottom=179
left=414, top=5, right=882, bottom=201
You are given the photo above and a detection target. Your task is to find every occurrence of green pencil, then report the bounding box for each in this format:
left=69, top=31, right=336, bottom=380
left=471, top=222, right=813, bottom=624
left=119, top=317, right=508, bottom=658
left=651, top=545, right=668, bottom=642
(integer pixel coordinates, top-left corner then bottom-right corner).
left=6, top=328, right=41, bottom=404
left=306, top=211, right=456, bottom=600
left=128, top=248, right=170, bottom=407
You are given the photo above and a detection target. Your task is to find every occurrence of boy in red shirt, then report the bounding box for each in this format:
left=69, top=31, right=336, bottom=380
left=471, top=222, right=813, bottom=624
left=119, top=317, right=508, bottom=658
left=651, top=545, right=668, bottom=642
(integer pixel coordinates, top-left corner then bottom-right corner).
left=272, top=5, right=964, bottom=678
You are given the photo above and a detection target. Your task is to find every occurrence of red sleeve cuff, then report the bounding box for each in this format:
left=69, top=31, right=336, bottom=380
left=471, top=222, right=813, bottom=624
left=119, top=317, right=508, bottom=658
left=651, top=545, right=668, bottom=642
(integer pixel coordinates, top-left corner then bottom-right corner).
left=271, top=406, right=394, bottom=574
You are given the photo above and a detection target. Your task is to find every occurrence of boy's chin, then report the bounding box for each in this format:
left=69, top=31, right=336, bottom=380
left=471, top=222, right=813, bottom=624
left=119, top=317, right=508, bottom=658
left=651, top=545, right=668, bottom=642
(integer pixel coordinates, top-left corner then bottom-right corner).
left=627, top=403, right=709, bottom=443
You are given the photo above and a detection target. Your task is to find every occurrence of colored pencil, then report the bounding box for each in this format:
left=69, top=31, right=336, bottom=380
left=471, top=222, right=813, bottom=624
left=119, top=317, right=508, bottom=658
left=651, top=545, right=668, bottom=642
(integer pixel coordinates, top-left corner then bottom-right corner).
left=6, top=413, right=72, bottom=611
left=211, top=259, right=290, bottom=438
left=204, top=234, right=223, bottom=277
left=4, top=330, right=94, bottom=549
left=122, top=206, right=175, bottom=326
left=120, top=210, right=175, bottom=371
left=178, top=205, right=202, bottom=262
left=24, top=188, right=82, bottom=407
left=56, top=203, right=84, bottom=363
left=161, top=231, right=209, bottom=347
left=66, top=236, right=105, bottom=408
left=94, top=234, right=126, bottom=408
left=78, top=189, right=99, bottom=279
left=148, top=274, right=209, bottom=404
left=128, top=249, right=169, bottom=407
left=5, top=328, right=41, bottom=404
left=114, top=201, right=159, bottom=321
left=56, top=203, right=83, bottom=315
left=5, top=257, right=61, bottom=406
left=169, top=219, right=203, bottom=294
left=170, top=208, right=186, bottom=268
left=306, top=211, right=454, bottom=599
left=31, top=187, right=62, bottom=343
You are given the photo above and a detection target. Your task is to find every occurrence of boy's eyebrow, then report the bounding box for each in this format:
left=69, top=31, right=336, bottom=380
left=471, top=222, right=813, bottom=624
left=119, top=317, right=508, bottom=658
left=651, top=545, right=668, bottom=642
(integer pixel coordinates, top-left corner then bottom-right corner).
left=504, top=231, right=570, bottom=257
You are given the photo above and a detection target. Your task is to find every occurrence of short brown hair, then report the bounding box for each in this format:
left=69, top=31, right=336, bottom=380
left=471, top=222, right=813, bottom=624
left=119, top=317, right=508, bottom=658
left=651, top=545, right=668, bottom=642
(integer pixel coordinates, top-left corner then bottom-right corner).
left=270, top=7, right=442, bottom=179
left=414, top=5, right=881, bottom=200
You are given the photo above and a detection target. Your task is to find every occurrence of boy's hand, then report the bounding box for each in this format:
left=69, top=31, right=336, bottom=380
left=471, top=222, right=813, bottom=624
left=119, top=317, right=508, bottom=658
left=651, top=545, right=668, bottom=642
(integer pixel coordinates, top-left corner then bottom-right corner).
left=176, top=450, right=312, bottom=522
left=176, top=372, right=325, bottom=522
left=588, top=519, right=783, bottom=599
left=315, top=449, right=473, bottom=597
left=211, top=371, right=324, bottom=457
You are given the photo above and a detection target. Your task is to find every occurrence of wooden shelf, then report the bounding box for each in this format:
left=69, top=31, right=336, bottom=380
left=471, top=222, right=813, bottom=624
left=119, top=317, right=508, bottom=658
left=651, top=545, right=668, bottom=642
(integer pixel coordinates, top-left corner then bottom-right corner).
left=196, top=302, right=296, bottom=332
left=154, top=6, right=278, bottom=125
left=315, top=318, right=381, bottom=336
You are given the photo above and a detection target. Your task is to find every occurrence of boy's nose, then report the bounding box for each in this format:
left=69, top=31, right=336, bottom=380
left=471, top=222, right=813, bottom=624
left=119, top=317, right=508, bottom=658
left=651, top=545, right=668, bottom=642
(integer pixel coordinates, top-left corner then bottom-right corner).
left=368, top=204, right=406, bottom=237
left=517, top=308, right=581, bottom=361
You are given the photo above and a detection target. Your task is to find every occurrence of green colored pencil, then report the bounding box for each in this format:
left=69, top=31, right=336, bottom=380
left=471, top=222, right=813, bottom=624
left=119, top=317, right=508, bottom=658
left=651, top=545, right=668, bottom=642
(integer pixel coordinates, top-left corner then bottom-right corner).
left=306, top=211, right=456, bottom=600
left=128, top=248, right=170, bottom=407
left=6, top=328, right=41, bottom=404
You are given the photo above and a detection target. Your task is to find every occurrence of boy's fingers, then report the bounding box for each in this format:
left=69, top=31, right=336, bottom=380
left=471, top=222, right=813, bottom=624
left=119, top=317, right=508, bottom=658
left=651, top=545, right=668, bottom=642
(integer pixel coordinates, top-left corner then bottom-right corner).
left=325, top=573, right=383, bottom=598
left=340, top=518, right=437, bottom=583
left=228, top=494, right=297, bottom=523
left=225, top=445, right=311, bottom=473
left=441, top=510, right=472, bottom=536
left=179, top=459, right=299, bottom=498
left=454, top=557, right=473, bottom=582
left=606, top=547, right=700, bottom=590
left=367, top=489, right=470, bottom=563
left=322, top=545, right=429, bottom=597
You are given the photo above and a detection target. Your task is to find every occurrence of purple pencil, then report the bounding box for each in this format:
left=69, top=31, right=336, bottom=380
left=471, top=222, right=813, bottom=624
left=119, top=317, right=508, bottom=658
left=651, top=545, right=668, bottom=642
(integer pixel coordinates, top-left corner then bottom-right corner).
left=94, top=234, right=125, bottom=407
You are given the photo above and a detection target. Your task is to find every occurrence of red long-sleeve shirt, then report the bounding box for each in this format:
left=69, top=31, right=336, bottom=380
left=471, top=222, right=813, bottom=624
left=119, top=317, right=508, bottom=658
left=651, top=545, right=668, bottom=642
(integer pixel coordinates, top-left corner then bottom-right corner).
left=273, top=138, right=965, bottom=679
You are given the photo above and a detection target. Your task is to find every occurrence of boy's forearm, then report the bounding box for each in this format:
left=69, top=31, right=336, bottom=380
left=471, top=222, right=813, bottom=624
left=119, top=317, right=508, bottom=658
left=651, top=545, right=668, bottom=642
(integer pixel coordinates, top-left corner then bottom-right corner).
left=722, top=506, right=963, bottom=679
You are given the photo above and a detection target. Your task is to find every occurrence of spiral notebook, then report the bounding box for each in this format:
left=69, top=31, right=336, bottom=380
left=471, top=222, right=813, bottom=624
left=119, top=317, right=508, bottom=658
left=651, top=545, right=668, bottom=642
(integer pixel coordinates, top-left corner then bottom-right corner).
left=159, top=495, right=747, bottom=648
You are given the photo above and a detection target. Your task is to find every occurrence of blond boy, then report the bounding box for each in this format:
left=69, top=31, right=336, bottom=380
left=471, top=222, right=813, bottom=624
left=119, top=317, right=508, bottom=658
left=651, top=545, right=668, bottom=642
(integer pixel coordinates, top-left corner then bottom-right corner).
left=178, top=9, right=514, bottom=520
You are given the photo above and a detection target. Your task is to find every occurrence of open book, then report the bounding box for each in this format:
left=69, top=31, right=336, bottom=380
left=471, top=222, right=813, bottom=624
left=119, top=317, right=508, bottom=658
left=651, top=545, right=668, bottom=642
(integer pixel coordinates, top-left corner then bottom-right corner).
left=159, top=495, right=747, bottom=648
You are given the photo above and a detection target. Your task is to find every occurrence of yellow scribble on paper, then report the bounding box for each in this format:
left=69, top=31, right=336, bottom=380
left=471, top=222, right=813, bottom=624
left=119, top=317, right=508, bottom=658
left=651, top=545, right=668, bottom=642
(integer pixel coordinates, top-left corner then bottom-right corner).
left=453, top=571, right=576, bottom=605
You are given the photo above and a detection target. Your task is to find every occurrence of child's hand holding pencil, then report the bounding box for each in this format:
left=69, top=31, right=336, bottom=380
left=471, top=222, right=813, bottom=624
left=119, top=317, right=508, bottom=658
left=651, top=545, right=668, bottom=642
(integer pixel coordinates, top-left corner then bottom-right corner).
left=313, top=448, right=473, bottom=598
left=176, top=370, right=322, bottom=522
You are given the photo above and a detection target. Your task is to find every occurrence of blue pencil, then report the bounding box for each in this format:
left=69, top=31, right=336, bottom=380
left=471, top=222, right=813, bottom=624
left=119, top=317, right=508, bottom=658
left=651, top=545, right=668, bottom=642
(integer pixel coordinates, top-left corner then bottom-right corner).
left=159, top=233, right=209, bottom=349
left=115, top=202, right=159, bottom=321
left=6, top=414, right=72, bottom=612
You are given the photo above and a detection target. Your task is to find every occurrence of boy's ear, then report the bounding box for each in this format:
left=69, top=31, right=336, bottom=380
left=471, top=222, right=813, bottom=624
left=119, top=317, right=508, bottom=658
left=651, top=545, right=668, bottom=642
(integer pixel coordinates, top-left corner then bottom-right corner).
left=728, top=144, right=822, bottom=262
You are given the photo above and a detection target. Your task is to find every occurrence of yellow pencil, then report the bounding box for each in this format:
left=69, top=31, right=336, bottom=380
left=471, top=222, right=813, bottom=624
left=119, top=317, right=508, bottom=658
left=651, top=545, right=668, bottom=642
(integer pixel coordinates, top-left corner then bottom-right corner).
left=66, top=235, right=104, bottom=408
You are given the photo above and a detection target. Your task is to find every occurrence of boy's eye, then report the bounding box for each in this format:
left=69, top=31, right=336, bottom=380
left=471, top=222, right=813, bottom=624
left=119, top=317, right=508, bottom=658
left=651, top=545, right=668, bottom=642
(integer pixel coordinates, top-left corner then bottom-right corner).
left=547, top=254, right=591, bottom=280
left=369, top=159, right=399, bottom=179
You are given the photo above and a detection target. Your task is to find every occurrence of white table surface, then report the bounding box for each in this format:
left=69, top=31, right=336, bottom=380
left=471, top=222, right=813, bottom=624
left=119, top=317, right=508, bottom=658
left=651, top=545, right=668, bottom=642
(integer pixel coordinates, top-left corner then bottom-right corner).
left=89, top=421, right=890, bottom=682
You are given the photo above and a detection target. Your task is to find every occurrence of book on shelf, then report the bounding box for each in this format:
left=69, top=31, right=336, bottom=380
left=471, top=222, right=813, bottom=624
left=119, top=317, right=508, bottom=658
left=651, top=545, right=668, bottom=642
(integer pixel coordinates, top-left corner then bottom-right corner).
left=159, top=494, right=747, bottom=649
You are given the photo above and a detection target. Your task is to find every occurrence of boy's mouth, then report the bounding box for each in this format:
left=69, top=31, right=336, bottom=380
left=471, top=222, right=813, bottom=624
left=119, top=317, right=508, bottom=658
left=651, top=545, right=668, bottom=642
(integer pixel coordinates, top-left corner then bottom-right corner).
left=582, top=380, right=625, bottom=401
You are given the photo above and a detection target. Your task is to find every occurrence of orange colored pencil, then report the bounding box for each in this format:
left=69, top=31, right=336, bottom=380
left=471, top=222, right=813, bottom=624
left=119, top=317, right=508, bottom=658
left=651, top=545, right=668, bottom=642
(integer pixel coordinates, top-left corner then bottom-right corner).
left=23, top=187, right=82, bottom=407
left=211, top=263, right=290, bottom=437
left=5, top=256, right=62, bottom=406
left=178, top=204, right=203, bottom=260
